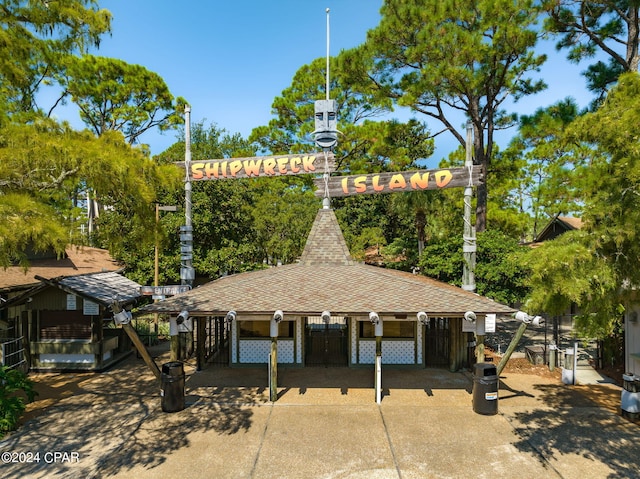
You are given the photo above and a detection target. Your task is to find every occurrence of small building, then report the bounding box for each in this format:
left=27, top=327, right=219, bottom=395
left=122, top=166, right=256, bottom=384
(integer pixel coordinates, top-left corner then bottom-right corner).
left=145, top=208, right=515, bottom=371
left=533, top=215, right=583, bottom=243
left=0, top=246, right=142, bottom=371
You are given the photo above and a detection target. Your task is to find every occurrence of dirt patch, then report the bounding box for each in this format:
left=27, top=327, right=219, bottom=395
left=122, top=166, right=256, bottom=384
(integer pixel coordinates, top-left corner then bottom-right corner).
left=484, top=348, right=562, bottom=380
left=595, top=363, right=625, bottom=386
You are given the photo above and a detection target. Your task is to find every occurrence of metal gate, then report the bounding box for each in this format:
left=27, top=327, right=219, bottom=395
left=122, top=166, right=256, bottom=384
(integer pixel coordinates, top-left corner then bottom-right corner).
left=1, top=337, right=26, bottom=370
left=424, top=317, right=450, bottom=367
left=305, top=317, right=348, bottom=367
left=203, top=317, right=229, bottom=365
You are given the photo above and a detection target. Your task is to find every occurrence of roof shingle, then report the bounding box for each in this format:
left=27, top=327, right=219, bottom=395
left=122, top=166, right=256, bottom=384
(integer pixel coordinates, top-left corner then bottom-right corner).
left=144, top=208, right=514, bottom=317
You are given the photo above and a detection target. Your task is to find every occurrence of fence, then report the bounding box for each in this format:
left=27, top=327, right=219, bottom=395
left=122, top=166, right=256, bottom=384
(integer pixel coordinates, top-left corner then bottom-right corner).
left=0, top=337, right=26, bottom=370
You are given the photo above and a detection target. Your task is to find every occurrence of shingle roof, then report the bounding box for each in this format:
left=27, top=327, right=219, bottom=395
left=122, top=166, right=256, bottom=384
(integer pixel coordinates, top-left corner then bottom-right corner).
left=533, top=215, right=583, bottom=243
left=299, top=209, right=354, bottom=266
left=57, top=272, right=142, bottom=307
left=0, top=246, right=122, bottom=292
left=143, top=208, right=514, bottom=317
left=3, top=271, right=143, bottom=310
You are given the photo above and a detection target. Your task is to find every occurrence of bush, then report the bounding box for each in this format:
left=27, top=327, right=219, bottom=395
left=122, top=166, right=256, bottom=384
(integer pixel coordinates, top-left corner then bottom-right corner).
left=0, top=366, right=37, bottom=437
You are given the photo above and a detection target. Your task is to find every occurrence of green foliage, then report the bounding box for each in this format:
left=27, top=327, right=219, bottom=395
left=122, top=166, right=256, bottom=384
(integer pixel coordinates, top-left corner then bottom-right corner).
left=0, top=117, right=171, bottom=268
left=500, top=98, right=585, bottom=239
left=0, top=366, right=37, bottom=437
left=348, top=0, right=547, bottom=230
left=474, top=230, right=530, bottom=305
left=245, top=178, right=320, bottom=265
left=334, top=194, right=409, bottom=259
left=59, top=55, right=187, bottom=144
left=543, top=0, right=639, bottom=104
left=250, top=56, right=433, bottom=175
left=565, top=72, right=640, bottom=290
left=349, top=227, right=387, bottom=262
left=0, top=2, right=185, bottom=269
left=523, top=230, right=620, bottom=338
left=0, top=0, right=111, bottom=113
left=419, top=229, right=530, bottom=305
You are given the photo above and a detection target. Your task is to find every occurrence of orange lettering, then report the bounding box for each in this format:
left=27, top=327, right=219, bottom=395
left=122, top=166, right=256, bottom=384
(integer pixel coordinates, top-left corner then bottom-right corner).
left=291, top=157, right=301, bottom=173
left=302, top=155, right=316, bottom=172
left=435, top=170, right=453, bottom=188
left=191, top=162, right=205, bottom=180
left=277, top=157, right=289, bottom=174
left=388, top=174, right=407, bottom=190
left=410, top=171, right=430, bottom=190
left=229, top=160, right=243, bottom=177
left=354, top=176, right=367, bottom=193
left=372, top=175, right=384, bottom=192
left=204, top=161, right=220, bottom=179
left=342, top=177, right=349, bottom=194
left=220, top=161, right=228, bottom=177
left=263, top=158, right=276, bottom=175
left=243, top=159, right=262, bottom=177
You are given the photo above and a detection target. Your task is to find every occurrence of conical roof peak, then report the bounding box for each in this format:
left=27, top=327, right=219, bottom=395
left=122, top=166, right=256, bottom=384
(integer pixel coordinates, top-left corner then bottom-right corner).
left=299, top=208, right=355, bottom=266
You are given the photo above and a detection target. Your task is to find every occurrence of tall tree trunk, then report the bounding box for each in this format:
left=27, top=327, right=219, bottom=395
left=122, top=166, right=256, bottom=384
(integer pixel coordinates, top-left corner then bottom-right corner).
left=416, top=211, right=426, bottom=256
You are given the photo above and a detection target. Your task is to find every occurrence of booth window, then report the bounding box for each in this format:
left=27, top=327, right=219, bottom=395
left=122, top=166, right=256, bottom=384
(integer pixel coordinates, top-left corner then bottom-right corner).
left=239, top=321, right=294, bottom=338
left=359, top=320, right=414, bottom=338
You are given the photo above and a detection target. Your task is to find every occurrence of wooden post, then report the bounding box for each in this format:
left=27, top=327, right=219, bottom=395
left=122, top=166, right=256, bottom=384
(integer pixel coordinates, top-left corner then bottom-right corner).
left=496, top=321, right=528, bottom=376
left=450, top=318, right=464, bottom=372
left=197, top=316, right=206, bottom=371
left=270, top=338, right=278, bottom=401
left=22, top=310, right=31, bottom=369
left=476, top=334, right=485, bottom=363
left=170, top=335, right=179, bottom=361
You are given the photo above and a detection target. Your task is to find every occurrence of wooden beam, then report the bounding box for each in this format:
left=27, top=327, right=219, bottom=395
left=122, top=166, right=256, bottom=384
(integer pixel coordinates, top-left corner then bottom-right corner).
left=314, top=166, right=484, bottom=198
left=176, top=152, right=335, bottom=180
left=122, top=322, right=162, bottom=381
left=496, top=321, right=528, bottom=376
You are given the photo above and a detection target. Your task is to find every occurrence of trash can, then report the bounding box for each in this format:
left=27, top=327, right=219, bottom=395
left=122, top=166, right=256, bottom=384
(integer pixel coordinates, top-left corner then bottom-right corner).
left=161, top=361, right=185, bottom=413
left=621, top=373, right=640, bottom=420
left=472, top=363, right=499, bottom=415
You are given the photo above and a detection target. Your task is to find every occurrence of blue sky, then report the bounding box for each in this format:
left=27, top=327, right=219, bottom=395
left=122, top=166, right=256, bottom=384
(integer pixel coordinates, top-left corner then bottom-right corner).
left=51, top=1, right=596, bottom=162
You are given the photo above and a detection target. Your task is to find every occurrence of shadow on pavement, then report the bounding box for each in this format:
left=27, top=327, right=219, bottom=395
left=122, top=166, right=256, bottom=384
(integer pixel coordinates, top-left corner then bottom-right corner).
left=0, top=360, right=263, bottom=479
left=505, top=382, right=639, bottom=479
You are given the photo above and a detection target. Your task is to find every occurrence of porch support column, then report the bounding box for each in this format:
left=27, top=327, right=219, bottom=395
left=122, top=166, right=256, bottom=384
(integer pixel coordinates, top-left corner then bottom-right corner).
left=197, top=316, right=206, bottom=371
left=270, top=338, right=277, bottom=401
left=371, top=312, right=383, bottom=404
left=449, top=318, right=465, bottom=372
left=269, top=311, right=282, bottom=402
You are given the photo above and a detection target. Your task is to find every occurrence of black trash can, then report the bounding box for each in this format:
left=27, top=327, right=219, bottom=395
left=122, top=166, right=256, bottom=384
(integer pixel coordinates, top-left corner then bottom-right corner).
left=472, top=362, right=499, bottom=415
left=161, top=361, right=185, bottom=413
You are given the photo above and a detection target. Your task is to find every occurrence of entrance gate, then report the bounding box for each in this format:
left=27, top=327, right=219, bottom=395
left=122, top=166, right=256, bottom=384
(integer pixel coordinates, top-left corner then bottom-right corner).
left=204, top=316, right=229, bottom=365
left=305, top=316, right=348, bottom=367
left=425, top=317, right=450, bottom=367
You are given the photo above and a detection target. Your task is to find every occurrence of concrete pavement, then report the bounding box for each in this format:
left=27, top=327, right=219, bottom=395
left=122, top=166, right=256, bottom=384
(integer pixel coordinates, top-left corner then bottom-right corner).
left=0, top=354, right=638, bottom=479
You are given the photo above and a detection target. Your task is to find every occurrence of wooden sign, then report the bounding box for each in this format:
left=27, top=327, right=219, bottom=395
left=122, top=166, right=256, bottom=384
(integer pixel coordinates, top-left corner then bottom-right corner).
left=313, top=166, right=483, bottom=198
left=176, top=152, right=335, bottom=180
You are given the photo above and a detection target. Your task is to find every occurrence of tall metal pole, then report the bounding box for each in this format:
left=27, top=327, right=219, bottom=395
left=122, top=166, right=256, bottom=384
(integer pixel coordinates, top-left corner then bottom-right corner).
left=326, top=8, right=330, bottom=101
left=154, top=203, right=160, bottom=336
left=175, top=105, right=195, bottom=361
left=462, top=121, right=476, bottom=292
left=463, top=122, right=482, bottom=362
left=181, top=105, right=194, bottom=287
